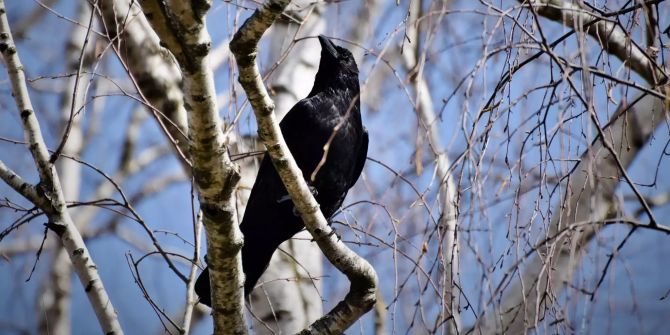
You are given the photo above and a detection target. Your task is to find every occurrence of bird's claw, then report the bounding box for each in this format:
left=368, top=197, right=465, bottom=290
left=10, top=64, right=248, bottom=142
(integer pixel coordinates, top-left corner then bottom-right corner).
left=276, top=186, right=318, bottom=204
left=276, top=194, right=291, bottom=204
left=309, top=227, right=341, bottom=242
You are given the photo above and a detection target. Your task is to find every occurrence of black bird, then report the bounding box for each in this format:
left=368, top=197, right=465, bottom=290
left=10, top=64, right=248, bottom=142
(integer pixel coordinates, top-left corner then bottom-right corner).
left=195, top=35, right=368, bottom=306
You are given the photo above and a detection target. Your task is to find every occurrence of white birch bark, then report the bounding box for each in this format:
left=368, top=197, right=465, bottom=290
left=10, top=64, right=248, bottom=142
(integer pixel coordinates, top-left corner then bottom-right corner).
left=230, top=1, right=378, bottom=333
left=247, top=1, right=325, bottom=333
left=402, top=1, right=461, bottom=332
left=98, top=0, right=189, bottom=167
left=0, top=2, right=123, bottom=333
left=137, top=0, right=246, bottom=332
left=37, top=2, right=93, bottom=333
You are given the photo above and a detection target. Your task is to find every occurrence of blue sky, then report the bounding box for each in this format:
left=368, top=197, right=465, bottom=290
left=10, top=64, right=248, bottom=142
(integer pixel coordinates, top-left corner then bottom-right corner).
left=1, top=1, right=670, bottom=334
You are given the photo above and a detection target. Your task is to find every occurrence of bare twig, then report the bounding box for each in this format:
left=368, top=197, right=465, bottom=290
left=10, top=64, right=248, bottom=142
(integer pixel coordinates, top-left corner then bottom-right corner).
left=0, top=2, right=123, bottom=333
left=401, top=0, right=461, bottom=332
left=522, top=0, right=667, bottom=85
left=181, top=188, right=203, bottom=334
left=229, top=0, right=378, bottom=333
left=137, top=0, right=245, bottom=332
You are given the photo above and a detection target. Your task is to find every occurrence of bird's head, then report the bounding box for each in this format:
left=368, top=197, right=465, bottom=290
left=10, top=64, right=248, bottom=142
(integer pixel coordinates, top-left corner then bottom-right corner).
left=317, top=35, right=359, bottom=77
left=309, top=35, right=359, bottom=96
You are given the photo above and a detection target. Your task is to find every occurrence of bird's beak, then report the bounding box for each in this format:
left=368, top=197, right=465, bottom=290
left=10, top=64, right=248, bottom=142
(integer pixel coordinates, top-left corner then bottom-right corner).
left=318, top=35, right=339, bottom=59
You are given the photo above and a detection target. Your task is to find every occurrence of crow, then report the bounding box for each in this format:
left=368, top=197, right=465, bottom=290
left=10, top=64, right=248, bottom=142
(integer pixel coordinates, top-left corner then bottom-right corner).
left=195, top=35, right=368, bottom=306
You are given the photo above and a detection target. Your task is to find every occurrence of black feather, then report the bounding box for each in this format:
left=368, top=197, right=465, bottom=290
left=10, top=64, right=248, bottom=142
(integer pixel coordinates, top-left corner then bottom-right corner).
left=195, top=35, right=368, bottom=306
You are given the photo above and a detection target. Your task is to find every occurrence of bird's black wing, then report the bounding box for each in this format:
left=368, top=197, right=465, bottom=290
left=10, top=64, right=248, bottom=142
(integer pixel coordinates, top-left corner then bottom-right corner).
left=238, top=154, right=297, bottom=295
left=279, top=96, right=336, bottom=177
left=349, top=127, right=368, bottom=188
left=196, top=35, right=365, bottom=304
left=235, top=96, right=337, bottom=296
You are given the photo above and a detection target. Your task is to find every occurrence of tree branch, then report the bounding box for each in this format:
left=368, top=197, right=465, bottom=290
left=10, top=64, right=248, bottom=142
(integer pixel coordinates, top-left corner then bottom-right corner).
left=248, top=1, right=327, bottom=332
left=523, top=0, right=667, bottom=85
left=229, top=1, right=378, bottom=333
left=0, top=161, right=45, bottom=207
left=401, top=1, right=461, bottom=332
left=475, top=92, right=669, bottom=334
left=98, top=0, right=191, bottom=169
left=0, top=2, right=123, bottom=333
left=472, top=2, right=670, bottom=333
left=137, top=0, right=245, bottom=333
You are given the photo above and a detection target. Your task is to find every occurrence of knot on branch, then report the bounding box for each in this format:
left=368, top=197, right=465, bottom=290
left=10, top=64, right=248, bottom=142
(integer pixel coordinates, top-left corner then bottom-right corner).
left=192, top=41, right=211, bottom=58
left=191, top=0, right=212, bottom=20
left=220, top=164, right=241, bottom=198
left=20, top=109, right=32, bottom=120
left=45, top=221, right=66, bottom=237
left=258, top=101, right=275, bottom=117
left=0, top=40, right=15, bottom=55
left=297, top=202, right=320, bottom=216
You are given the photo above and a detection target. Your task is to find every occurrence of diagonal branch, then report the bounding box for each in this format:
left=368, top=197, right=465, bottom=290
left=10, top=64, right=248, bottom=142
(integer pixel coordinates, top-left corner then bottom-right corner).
left=522, top=0, right=667, bottom=85
left=97, top=0, right=191, bottom=170
left=229, top=1, right=378, bottom=333
left=247, top=1, right=327, bottom=332
left=0, top=161, right=46, bottom=208
left=0, top=2, right=123, bottom=334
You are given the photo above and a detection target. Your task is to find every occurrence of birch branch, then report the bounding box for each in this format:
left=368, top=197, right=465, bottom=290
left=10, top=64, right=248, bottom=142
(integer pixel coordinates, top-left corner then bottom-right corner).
left=181, top=211, right=203, bottom=335
left=475, top=92, right=669, bottom=334
left=523, top=0, right=667, bottom=85
left=402, top=1, right=461, bottom=332
left=247, top=1, right=326, bottom=332
left=229, top=1, right=378, bottom=333
left=471, top=2, right=670, bottom=333
left=0, top=2, right=122, bottom=334
left=38, top=2, right=94, bottom=332
left=137, top=0, right=245, bottom=333
left=0, top=162, right=45, bottom=207
left=98, top=0, right=190, bottom=168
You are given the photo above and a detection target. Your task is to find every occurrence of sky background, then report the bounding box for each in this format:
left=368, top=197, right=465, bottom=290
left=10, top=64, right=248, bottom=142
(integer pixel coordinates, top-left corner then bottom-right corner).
left=1, top=1, right=670, bottom=334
